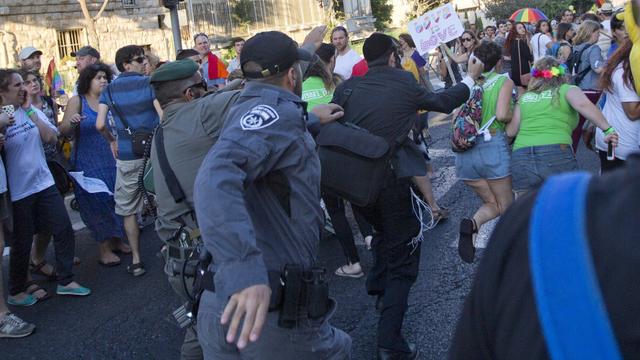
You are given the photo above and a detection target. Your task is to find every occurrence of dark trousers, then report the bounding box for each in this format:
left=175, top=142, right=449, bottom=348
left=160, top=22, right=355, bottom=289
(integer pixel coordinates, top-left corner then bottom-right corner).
left=9, top=185, right=75, bottom=295
left=323, top=191, right=372, bottom=264
left=598, top=150, right=626, bottom=173
left=353, top=177, right=421, bottom=353
left=572, top=90, right=602, bottom=153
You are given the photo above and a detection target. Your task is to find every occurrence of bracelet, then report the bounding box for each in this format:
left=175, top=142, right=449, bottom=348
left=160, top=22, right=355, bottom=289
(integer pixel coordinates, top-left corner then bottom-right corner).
left=25, top=107, right=35, bottom=117
left=604, top=127, right=616, bottom=136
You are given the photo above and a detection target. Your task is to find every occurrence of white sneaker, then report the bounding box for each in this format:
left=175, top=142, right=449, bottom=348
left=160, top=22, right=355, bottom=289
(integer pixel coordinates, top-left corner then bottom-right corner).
left=0, top=313, right=36, bottom=338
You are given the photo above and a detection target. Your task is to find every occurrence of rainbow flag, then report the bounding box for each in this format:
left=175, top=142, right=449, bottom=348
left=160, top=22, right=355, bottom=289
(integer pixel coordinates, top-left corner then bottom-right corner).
left=45, top=59, right=64, bottom=96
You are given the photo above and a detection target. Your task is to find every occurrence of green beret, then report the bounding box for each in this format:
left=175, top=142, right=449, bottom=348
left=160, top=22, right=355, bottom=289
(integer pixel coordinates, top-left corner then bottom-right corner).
left=150, top=59, right=199, bottom=83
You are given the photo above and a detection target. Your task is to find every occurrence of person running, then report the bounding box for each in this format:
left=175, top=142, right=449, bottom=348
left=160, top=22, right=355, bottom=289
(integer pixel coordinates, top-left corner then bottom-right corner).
left=60, top=63, right=129, bottom=265
left=506, top=57, right=618, bottom=196
left=531, top=20, right=553, bottom=62
left=596, top=40, right=640, bottom=172
left=455, top=41, right=515, bottom=264
left=505, top=22, right=533, bottom=93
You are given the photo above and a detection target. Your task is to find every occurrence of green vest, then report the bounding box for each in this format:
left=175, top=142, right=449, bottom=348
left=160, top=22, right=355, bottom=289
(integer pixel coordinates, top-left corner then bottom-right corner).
left=514, top=84, right=578, bottom=150
left=481, top=72, right=509, bottom=131
left=302, top=76, right=333, bottom=111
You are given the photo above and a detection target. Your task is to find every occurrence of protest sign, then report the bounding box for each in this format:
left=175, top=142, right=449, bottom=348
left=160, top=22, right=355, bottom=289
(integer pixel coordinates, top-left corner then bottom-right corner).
left=408, top=3, right=465, bottom=55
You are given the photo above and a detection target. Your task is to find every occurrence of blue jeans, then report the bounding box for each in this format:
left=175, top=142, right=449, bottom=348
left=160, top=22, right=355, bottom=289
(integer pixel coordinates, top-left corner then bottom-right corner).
left=9, top=185, right=75, bottom=295
left=511, top=144, right=578, bottom=193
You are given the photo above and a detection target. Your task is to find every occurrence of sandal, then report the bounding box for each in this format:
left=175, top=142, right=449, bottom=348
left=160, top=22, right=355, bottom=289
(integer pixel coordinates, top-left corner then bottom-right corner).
left=25, top=282, right=51, bottom=302
left=29, top=260, right=56, bottom=280
left=126, top=262, right=146, bottom=277
left=335, top=265, right=364, bottom=278
left=458, top=218, right=478, bottom=264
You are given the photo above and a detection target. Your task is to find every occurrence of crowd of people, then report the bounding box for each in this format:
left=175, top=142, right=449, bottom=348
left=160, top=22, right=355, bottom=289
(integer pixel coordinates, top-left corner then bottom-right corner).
left=0, top=1, right=638, bottom=359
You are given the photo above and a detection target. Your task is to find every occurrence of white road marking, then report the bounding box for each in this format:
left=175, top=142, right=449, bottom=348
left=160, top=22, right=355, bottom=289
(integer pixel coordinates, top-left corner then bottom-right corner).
left=426, top=147, right=499, bottom=249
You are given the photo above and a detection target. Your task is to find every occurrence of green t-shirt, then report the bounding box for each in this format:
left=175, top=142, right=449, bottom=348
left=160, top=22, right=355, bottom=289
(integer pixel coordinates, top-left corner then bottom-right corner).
left=513, top=84, right=579, bottom=150
left=302, top=76, right=333, bottom=110
left=480, top=72, right=509, bottom=131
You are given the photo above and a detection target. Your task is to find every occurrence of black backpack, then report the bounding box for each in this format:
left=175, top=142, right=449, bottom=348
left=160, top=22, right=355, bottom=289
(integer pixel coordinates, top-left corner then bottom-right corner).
left=567, top=44, right=594, bottom=86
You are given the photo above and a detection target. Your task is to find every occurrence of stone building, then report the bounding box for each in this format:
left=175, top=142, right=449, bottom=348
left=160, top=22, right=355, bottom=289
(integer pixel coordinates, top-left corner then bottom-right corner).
left=0, top=0, right=173, bottom=73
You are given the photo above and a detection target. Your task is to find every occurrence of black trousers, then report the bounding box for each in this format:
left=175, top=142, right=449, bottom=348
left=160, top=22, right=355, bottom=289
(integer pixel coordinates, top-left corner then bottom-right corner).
left=323, top=191, right=372, bottom=264
left=353, top=177, right=421, bottom=353
left=598, top=150, right=626, bottom=173
left=9, top=185, right=75, bottom=295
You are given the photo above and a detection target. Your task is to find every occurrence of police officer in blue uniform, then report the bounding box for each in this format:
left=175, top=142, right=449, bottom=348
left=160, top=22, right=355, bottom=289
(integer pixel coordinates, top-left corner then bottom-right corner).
left=193, top=31, right=351, bottom=359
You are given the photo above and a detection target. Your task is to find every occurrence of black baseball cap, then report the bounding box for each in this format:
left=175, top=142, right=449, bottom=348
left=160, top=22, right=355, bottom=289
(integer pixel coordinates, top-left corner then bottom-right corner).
left=71, top=46, right=101, bottom=59
left=241, top=31, right=312, bottom=79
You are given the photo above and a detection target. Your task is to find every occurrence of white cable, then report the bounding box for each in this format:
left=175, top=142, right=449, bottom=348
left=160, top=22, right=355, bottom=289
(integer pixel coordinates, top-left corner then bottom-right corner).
left=408, top=187, right=440, bottom=253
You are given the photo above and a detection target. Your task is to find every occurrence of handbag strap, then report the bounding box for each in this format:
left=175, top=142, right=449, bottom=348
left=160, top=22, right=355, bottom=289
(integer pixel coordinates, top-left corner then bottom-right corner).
left=529, top=172, right=622, bottom=360
left=517, top=39, right=524, bottom=76
left=155, top=126, right=186, bottom=204
left=107, top=85, right=133, bottom=135
left=72, top=96, right=83, bottom=170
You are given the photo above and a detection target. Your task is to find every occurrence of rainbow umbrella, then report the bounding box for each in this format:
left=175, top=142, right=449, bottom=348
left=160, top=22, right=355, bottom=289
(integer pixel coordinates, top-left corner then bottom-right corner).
left=510, top=8, right=548, bottom=23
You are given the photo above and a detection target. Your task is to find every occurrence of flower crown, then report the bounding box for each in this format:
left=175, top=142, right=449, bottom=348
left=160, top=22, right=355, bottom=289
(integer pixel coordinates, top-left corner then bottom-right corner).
left=530, top=64, right=568, bottom=79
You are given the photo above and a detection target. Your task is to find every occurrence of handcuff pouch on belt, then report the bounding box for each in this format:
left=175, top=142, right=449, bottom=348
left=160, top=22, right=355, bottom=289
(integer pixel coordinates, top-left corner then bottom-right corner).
left=277, top=264, right=330, bottom=329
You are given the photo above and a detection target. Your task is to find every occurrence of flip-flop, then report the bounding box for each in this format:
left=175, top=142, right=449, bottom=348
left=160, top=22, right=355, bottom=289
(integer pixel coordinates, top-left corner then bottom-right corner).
left=25, top=282, right=51, bottom=302
left=98, top=259, right=121, bottom=267
left=127, top=262, right=146, bottom=277
left=335, top=265, right=364, bottom=278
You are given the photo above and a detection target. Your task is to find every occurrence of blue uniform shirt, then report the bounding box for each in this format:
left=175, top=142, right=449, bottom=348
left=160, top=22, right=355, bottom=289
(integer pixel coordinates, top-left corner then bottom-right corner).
left=194, top=81, right=323, bottom=304
left=99, top=72, right=159, bottom=160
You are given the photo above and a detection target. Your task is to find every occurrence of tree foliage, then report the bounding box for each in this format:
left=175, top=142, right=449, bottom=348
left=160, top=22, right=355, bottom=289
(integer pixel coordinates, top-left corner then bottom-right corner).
left=483, top=0, right=596, bottom=22
left=408, top=0, right=446, bottom=19
left=371, top=0, right=393, bottom=30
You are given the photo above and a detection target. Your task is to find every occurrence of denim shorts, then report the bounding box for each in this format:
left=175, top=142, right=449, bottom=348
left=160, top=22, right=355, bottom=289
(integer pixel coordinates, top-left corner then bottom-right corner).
left=455, top=131, right=511, bottom=181
left=511, top=144, right=578, bottom=192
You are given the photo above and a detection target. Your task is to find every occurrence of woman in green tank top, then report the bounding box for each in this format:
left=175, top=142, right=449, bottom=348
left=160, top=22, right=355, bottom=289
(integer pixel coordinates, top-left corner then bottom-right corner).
left=455, top=41, right=515, bottom=263
left=506, top=57, right=619, bottom=196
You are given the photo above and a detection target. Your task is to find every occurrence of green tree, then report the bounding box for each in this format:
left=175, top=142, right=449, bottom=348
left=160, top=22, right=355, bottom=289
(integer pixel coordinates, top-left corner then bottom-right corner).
left=371, top=0, right=393, bottom=30
left=409, top=0, right=445, bottom=19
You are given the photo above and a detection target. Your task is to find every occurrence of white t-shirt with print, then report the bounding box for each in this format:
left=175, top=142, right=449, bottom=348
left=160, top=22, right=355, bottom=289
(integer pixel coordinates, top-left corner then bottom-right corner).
left=531, top=33, right=552, bottom=62
left=4, top=107, right=57, bottom=201
left=596, top=66, right=640, bottom=160
left=334, top=48, right=363, bottom=80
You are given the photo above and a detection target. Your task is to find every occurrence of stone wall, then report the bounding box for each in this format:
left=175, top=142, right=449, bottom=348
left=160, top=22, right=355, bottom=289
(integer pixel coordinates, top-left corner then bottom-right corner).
left=0, top=0, right=173, bottom=90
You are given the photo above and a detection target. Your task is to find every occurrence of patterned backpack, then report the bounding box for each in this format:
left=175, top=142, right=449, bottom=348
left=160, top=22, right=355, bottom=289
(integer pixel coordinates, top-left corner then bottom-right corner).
left=451, top=85, right=484, bottom=152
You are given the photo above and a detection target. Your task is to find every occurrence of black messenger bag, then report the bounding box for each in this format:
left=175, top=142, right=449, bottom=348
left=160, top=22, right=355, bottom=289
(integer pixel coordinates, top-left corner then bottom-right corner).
left=317, top=121, right=392, bottom=207
left=317, top=77, right=402, bottom=207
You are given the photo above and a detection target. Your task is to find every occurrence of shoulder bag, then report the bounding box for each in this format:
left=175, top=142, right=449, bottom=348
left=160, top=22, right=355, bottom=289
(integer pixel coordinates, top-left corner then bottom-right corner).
left=530, top=172, right=622, bottom=360
left=317, top=78, right=403, bottom=207
left=107, top=86, right=153, bottom=158
left=518, top=39, right=532, bottom=86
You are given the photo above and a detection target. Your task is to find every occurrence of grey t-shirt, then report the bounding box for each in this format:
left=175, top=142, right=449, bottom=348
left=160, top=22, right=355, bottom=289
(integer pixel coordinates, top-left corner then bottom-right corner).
left=574, top=43, right=603, bottom=90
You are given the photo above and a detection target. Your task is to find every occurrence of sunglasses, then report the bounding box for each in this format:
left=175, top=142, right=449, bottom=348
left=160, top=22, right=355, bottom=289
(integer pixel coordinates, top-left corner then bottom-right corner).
left=183, top=79, right=207, bottom=94
left=130, top=56, right=146, bottom=64
left=461, top=37, right=473, bottom=42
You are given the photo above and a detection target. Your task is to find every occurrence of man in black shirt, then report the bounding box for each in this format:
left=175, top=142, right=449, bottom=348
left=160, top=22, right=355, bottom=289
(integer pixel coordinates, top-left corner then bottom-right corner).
left=449, top=154, right=640, bottom=359
left=332, top=33, right=482, bottom=359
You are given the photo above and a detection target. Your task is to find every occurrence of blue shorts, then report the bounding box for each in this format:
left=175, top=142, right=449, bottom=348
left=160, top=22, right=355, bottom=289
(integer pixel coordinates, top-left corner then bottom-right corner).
left=511, top=144, right=578, bottom=192
left=455, top=131, right=511, bottom=181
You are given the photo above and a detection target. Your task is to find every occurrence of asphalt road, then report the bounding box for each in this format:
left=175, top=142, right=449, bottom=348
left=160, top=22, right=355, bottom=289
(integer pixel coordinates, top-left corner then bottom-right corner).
left=1, top=121, right=600, bottom=360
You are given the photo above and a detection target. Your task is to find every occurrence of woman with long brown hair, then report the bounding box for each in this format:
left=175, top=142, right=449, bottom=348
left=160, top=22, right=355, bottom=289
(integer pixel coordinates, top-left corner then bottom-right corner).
left=505, top=22, right=533, bottom=92
left=596, top=39, right=640, bottom=172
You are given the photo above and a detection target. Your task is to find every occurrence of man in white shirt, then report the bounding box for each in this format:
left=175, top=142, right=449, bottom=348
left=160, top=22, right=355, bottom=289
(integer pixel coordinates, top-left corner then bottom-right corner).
left=226, top=37, right=245, bottom=73
left=331, top=26, right=362, bottom=80
left=598, top=3, right=614, bottom=58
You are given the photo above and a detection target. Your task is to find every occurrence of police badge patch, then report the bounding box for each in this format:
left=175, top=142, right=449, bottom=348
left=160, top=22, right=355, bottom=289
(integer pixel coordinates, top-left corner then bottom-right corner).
left=240, top=105, right=280, bottom=130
